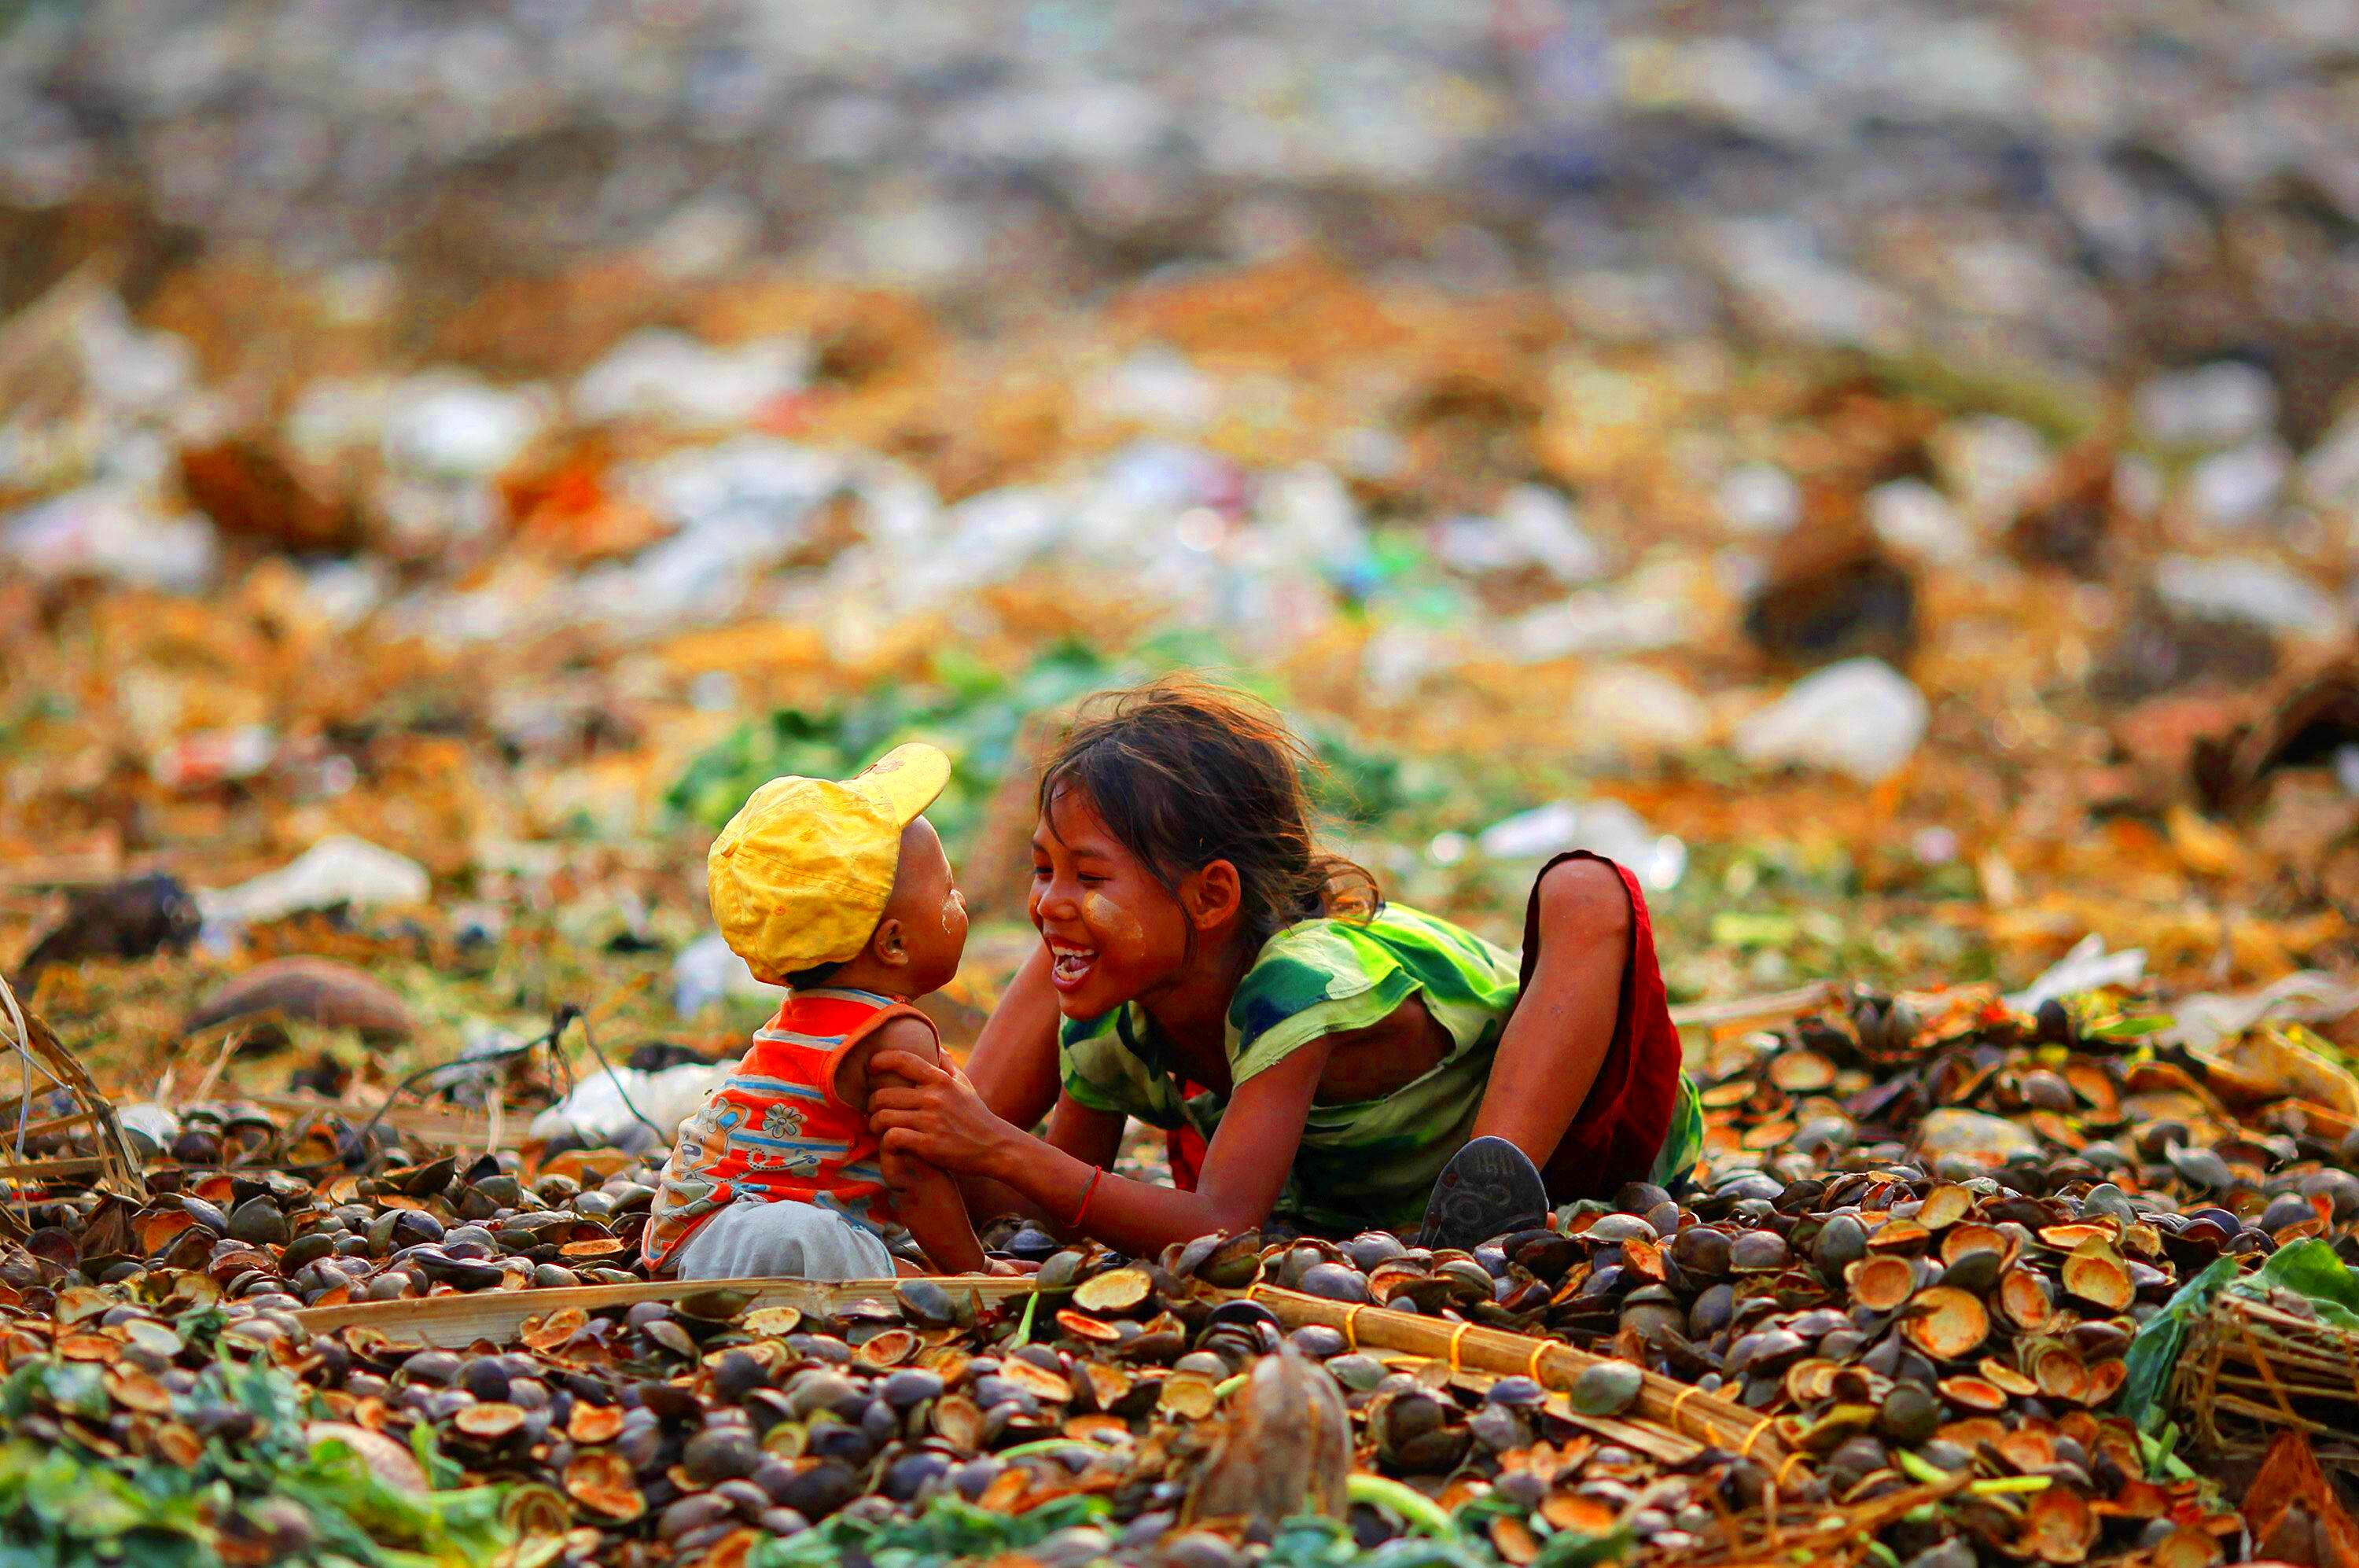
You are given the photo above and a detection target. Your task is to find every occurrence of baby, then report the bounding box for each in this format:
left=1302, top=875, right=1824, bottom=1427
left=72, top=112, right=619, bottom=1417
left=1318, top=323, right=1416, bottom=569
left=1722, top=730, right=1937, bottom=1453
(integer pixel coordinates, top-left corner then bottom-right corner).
left=642, top=743, right=989, bottom=1279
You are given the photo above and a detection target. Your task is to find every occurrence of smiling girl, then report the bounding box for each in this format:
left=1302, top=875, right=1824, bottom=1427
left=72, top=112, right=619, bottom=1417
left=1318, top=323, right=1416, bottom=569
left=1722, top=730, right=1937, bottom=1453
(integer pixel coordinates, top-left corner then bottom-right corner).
left=866, top=678, right=1702, bottom=1253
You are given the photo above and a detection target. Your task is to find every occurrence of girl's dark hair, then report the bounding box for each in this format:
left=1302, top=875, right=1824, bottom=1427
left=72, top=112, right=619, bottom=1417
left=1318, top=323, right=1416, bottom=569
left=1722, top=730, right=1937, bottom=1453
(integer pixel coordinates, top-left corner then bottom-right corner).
left=1038, top=677, right=1380, bottom=948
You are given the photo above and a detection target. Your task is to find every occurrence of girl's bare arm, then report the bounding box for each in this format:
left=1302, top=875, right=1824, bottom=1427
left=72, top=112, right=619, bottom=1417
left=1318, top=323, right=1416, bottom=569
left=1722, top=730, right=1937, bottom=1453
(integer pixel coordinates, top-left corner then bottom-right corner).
left=963, top=943, right=1065, bottom=1124
left=945, top=943, right=1067, bottom=1220
left=868, top=1043, right=1326, bottom=1253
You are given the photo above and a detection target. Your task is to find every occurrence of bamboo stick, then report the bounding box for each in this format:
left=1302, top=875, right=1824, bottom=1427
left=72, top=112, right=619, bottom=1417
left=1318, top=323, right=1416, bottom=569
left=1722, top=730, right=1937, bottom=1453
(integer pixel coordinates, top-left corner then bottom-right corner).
left=291, top=1275, right=1039, bottom=1346
left=1246, top=1284, right=1798, bottom=1473
left=289, top=1273, right=1801, bottom=1484
left=1444, top=1362, right=1702, bottom=1465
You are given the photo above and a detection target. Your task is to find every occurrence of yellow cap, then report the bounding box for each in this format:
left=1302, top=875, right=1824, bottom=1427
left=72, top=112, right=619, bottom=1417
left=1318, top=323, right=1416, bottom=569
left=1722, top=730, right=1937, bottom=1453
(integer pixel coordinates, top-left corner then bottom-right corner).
left=707, top=742, right=951, bottom=984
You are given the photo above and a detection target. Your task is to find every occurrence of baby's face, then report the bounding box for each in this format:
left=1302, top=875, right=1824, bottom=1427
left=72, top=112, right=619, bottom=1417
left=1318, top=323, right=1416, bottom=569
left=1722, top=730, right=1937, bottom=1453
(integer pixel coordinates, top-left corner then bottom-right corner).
left=882, top=815, right=967, bottom=995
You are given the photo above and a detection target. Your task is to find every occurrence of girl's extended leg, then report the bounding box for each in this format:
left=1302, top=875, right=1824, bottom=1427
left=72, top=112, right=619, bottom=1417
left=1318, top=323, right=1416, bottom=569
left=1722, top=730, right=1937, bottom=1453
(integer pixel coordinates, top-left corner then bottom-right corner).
left=1469, top=855, right=1631, bottom=1175
left=1421, top=852, right=1683, bottom=1248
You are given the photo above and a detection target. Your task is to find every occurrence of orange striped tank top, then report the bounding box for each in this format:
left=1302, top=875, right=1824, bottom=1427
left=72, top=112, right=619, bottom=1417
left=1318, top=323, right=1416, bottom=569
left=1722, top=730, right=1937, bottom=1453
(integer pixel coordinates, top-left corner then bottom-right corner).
left=642, top=987, right=930, bottom=1271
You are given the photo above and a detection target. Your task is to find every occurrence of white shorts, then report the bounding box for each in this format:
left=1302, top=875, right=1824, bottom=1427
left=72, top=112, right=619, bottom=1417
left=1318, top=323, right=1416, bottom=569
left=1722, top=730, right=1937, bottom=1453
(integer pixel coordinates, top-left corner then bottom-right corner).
left=670, top=1198, right=896, bottom=1282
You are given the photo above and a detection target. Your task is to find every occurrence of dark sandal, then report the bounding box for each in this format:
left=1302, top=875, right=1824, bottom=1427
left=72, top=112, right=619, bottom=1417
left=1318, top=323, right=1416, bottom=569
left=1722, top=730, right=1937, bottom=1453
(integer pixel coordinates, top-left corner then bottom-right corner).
left=1418, top=1136, right=1550, bottom=1252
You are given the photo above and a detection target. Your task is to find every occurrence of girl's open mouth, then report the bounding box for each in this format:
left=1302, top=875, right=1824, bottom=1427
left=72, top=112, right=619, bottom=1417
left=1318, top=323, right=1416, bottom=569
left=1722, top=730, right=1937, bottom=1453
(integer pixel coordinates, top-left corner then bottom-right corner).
left=1047, top=941, right=1099, bottom=991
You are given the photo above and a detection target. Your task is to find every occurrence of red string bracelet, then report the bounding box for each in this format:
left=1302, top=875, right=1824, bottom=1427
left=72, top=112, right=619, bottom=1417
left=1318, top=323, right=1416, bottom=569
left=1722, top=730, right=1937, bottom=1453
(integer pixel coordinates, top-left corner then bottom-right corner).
left=1069, top=1165, right=1105, bottom=1231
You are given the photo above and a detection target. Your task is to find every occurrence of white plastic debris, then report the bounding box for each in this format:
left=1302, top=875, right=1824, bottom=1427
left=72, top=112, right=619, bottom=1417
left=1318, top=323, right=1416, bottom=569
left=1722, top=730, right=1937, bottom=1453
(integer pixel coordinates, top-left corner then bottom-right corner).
left=1098, top=345, right=1219, bottom=430
left=528, top=1060, right=734, bottom=1147
left=640, top=193, right=762, bottom=282
left=115, top=1102, right=182, bottom=1158
left=2184, top=439, right=2289, bottom=529
left=2004, top=933, right=2147, bottom=1014
left=2301, top=409, right=2359, bottom=507
left=381, top=374, right=546, bottom=480
left=1502, top=560, right=1701, bottom=661
left=153, top=726, right=277, bottom=792
left=1934, top=415, right=2049, bottom=525
left=2133, top=362, right=2277, bottom=449
left=1567, top=664, right=1710, bottom=753
left=672, top=928, right=783, bottom=1017
left=72, top=295, right=195, bottom=414
left=2163, top=970, right=2359, bottom=1053
left=1716, top=463, right=1801, bottom=536
left=1867, top=479, right=1973, bottom=563
left=198, top=836, right=430, bottom=927
left=578, top=439, right=842, bottom=624
left=2155, top=554, right=2343, bottom=638
left=1435, top=485, right=1607, bottom=584
left=2, top=485, right=219, bottom=593
left=1734, top=658, right=1928, bottom=784
left=1475, top=799, right=1687, bottom=890
left=573, top=329, right=811, bottom=428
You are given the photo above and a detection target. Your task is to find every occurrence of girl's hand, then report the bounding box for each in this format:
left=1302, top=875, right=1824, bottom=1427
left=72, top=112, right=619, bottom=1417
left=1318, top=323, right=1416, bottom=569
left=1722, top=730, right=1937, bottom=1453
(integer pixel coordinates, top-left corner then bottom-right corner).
left=867, top=1051, right=1018, bottom=1179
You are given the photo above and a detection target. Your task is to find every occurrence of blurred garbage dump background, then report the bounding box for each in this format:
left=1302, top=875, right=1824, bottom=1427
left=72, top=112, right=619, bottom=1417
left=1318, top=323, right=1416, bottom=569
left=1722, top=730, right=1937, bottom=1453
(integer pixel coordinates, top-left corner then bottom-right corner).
left=10, top=6, right=2359, bottom=1568
left=6, top=0, right=2359, bottom=1098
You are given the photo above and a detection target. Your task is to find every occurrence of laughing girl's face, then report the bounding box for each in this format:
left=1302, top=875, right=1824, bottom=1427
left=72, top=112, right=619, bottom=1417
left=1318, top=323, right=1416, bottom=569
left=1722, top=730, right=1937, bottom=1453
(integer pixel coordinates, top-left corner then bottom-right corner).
left=1029, top=786, right=1194, bottom=1018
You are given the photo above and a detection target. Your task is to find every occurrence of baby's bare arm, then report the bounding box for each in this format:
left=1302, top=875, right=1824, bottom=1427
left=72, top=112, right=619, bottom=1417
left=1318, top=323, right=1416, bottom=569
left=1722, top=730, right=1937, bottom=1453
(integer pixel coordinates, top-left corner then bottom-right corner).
left=831, top=1015, right=937, bottom=1113
left=843, top=1018, right=990, bottom=1272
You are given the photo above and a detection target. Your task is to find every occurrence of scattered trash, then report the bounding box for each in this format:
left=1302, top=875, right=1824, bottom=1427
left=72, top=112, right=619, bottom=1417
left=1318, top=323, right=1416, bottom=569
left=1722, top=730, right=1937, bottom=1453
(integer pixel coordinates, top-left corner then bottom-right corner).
left=2165, top=972, right=2359, bottom=1053
left=526, top=1058, right=732, bottom=1151
left=2, top=11, right=2356, bottom=1559
left=1912, top=1106, right=2045, bottom=1168
left=15, top=874, right=200, bottom=983
left=181, top=956, right=416, bottom=1043
left=2155, top=554, right=2343, bottom=639
left=152, top=726, right=278, bottom=792
left=197, top=837, right=430, bottom=929
left=573, top=329, right=811, bottom=429
left=2, top=485, right=219, bottom=593
left=1715, top=463, right=1801, bottom=536
left=672, top=928, right=782, bottom=1018
left=2003, top=933, right=2148, bottom=1014
left=1733, top=658, right=1929, bottom=783
left=1566, top=664, right=1711, bottom=756
left=2133, top=363, right=2278, bottom=451
left=1433, top=484, right=1606, bottom=584
left=1476, top=801, right=1686, bottom=892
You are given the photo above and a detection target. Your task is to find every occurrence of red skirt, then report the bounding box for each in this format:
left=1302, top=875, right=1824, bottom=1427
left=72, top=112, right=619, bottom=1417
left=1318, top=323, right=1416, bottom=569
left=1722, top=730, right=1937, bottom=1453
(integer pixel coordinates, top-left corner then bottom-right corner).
left=1165, top=850, right=1680, bottom=1206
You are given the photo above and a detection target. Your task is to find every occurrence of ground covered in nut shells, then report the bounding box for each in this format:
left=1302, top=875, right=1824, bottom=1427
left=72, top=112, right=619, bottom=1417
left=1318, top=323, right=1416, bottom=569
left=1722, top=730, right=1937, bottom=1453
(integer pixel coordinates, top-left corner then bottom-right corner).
left=13, top=3, right=2359, bottom=1557
left=8, top=974, right=2354, bottom=1568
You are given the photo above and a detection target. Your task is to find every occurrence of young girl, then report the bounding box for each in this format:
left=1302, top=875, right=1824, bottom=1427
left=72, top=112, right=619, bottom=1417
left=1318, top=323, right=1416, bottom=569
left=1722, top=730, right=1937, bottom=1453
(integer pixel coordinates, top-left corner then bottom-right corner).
left=866, top=679, right=1702, bottom=1253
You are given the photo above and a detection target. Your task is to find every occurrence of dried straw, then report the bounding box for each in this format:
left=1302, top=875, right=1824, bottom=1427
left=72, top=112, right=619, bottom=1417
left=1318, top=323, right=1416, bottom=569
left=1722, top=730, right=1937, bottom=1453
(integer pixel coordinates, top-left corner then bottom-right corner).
left=2173, top=1291, right=2359, bottom=1473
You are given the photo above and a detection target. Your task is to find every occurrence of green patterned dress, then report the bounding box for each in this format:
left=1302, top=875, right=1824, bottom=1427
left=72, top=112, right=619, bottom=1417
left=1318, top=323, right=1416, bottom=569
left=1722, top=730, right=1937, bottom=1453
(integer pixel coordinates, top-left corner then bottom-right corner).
left=1058, top=904, right=1703, bottom=1234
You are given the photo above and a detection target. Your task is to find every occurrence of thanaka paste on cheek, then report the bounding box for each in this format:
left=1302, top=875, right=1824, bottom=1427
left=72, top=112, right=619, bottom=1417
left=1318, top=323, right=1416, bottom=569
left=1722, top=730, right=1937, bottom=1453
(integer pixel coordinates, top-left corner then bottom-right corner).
left=1080, top=890, right=1146, bottom=959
